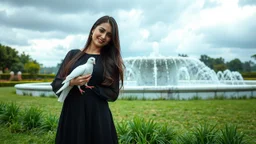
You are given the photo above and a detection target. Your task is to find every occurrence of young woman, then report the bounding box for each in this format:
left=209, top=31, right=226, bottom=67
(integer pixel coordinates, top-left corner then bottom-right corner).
left=51, top=15, right=124, bottom=144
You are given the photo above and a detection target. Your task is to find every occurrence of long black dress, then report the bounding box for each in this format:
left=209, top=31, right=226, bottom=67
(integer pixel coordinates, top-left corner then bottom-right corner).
left=51, top=49, right=119, bottom=144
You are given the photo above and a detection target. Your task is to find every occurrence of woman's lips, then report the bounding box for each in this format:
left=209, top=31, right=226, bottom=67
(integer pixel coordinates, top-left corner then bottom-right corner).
left=98, top=38, right=104, bottom=44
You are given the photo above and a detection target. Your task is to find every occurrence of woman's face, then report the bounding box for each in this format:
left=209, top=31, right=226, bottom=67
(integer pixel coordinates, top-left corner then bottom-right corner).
left=91, top=22, right=112, bottom=49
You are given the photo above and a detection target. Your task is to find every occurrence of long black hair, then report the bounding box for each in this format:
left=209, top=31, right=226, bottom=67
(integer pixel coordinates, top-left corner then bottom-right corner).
left=61, top=15, right=124, bottom=88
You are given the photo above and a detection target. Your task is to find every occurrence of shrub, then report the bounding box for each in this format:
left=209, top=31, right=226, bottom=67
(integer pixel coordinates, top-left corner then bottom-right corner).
left=9, top=121, right=25, bottom=133
left=176, top=132, right=196, bottom=144
left=0, top=102, right=7, bottom=114
left=117, top=117, right=176, bottom=143
left=241, top=72, right=256, bottom=78
left=40, top=114, right=58, bottom=132
left=0, top=73, right=55, bottom=81
left=22, top=107, right=43, bottom=130
left=0, top=81, right=43, bottom=87
left=0, top=73, right=10, bottom=80
left=0, top=102, right=20, bottom=125
left=192, top=123, right=218, bottom=144
left=217, top=124, right=246, bottom=144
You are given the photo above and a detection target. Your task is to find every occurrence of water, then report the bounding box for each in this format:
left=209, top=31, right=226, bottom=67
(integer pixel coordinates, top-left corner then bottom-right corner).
left=124, top=56, right=244, bottom=86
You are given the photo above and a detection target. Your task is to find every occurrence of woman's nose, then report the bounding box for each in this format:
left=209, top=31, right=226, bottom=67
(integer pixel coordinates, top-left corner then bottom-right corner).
left=101, top=33, right=107, bottom=39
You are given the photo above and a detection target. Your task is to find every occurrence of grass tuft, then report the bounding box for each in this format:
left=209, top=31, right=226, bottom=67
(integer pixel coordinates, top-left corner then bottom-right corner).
left=0, top=102, right=20, bottom=125
left=193, top=123, right=218, bottom=143
left=22, top=107, right=43, bottom=130
left=217, top=124, right=246, bottom=144
left=117, top=117, right=176, bottom=143
left=40, top=114, right=58, bottom=132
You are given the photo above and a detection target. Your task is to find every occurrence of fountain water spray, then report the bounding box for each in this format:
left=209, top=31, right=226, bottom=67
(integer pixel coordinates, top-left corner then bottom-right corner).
left=15, top=47, right=256, bottom=99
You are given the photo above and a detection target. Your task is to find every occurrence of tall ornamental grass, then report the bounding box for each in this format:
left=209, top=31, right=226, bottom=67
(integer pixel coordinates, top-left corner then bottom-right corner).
left=116, top=117, right=176, bottom=144
left=0, top=102, right=249, bottom=144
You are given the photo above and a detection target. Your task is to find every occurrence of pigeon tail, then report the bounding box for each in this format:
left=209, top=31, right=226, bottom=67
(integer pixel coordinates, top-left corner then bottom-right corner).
left=58, top=86, right=72, bottom=102
left=56, top=81, right=70, bottom=94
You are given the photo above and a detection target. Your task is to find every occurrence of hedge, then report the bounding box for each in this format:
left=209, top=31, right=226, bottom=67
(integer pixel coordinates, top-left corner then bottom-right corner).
left=0, top=81, right=45, bottom=87
left=0, top=73, right=55, bottom=80
left=241, top=72, right=256, bottom=78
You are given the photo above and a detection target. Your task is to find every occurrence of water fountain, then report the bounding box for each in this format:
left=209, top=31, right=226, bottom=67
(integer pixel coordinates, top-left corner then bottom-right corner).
left=122, top=56, right=256, bottom=99
left=15, top=49, right=256, bottom=100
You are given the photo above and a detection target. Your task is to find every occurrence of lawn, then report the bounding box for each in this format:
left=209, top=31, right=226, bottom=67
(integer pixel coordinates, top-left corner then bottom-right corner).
left=0, top=87, right=256, bottom=143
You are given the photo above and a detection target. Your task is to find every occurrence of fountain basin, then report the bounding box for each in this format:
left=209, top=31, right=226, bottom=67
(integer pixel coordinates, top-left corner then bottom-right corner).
left=15, top=82, right=55, bottom=97
left=123, top=85, right=256, bottom=99
left=15, top=82, right=256, bottom=100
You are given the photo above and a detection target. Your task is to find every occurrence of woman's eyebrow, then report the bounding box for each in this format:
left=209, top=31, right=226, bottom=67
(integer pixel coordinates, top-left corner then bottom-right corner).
left=99, top=27, right=112, bottom=34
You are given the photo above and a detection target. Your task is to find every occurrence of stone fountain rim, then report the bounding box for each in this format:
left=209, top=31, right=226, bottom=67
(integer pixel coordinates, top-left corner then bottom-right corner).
left=15, top=81, right=256, bottom=91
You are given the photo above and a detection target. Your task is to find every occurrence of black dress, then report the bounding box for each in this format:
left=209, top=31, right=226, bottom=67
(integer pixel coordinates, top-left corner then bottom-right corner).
left=51, top=49, right=119, bottom=144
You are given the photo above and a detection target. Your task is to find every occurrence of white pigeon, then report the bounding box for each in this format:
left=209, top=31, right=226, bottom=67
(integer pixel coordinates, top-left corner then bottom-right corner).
left=56, top=57, right=96, bottom=102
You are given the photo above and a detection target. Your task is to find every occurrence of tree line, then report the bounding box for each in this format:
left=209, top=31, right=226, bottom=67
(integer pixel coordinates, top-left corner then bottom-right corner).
left=178, top=54, right=256, bottom=72
left=1, top=44, right=255, bottom=75
left=0, top=44, right=40, bottom=75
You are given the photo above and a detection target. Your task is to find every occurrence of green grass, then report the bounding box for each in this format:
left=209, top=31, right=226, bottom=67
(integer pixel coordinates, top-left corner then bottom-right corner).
left=0, top=126, right=55, bottom=144
left=0, top=87, right=256, bottom=143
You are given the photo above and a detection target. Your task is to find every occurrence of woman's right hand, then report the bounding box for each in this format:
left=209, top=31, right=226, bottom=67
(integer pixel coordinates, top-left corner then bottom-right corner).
left=69, top=74, right=92, bottom=86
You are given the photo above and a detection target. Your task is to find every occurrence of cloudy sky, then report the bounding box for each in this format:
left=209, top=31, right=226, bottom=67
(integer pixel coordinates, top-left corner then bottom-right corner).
left=0, top=0, right=255, bottom=67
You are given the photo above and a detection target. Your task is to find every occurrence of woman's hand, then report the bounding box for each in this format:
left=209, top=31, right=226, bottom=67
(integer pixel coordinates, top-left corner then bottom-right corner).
left=69, top=74, right=92, bottom=86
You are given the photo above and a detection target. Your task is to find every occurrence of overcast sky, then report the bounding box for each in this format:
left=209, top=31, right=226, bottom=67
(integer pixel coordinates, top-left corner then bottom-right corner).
left=0, top=0, right=255, bottom=67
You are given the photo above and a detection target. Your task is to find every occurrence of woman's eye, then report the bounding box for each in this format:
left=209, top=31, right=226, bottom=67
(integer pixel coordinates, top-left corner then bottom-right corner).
left=99, top=29, right=104, bottom=33
left=107, top=33, right=112, bottom=38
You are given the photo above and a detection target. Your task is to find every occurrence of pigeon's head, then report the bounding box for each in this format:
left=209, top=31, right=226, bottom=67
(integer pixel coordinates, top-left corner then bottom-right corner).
left=87, top=57, right=96, bottom=64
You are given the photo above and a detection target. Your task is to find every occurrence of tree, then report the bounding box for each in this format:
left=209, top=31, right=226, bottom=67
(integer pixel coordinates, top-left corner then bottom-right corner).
left=242, top=60, right=254, bottom=72
left=199, top=55, right=214, bottom=69
left=24, top=61, right=40, bottom=78
left=214, top=57, right=225, bottom=65
left=10, top=62, right=24, bottom=73
left=19, top=52, right=32, bottom=65
left=251, top=54, right=256, bottom=60
left=0, top=44, right=19, bottom=72
left=242, top=61, right=251, bottom=72
left=213, top=64, right=227, bottom=72
left=211, top=57, right=226, bottom=72
left=0, top=45, right=7, bottom=71
left=0, top=44, right=42, bottom=75
left=226, top=58, right=243, bottom=72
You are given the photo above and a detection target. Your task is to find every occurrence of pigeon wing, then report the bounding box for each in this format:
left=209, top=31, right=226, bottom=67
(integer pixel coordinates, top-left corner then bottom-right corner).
left=62, top=64, right=87, bottom=84
left=56, top=64, right=87, bottom=94
left=82, top=63, right=93, bottom=76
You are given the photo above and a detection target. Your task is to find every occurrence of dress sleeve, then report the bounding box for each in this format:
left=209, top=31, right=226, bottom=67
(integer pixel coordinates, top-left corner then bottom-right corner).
left=92, top=77, right=120, bottom=102
left=50, top=50, right=75, bottom=97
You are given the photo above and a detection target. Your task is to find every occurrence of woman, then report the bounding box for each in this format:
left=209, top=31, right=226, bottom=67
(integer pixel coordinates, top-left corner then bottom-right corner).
left=51, top=15, right=124, bottom=144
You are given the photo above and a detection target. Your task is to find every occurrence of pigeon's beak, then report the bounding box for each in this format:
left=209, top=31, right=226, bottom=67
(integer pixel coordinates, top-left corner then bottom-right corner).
left=94, top=61, right=96, bottom=64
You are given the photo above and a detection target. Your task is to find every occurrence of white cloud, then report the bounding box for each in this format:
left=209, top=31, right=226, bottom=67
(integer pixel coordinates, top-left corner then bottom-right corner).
left=8, top=34, right=88, bottom=67
left=0, top=0, right=255, bottom=67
